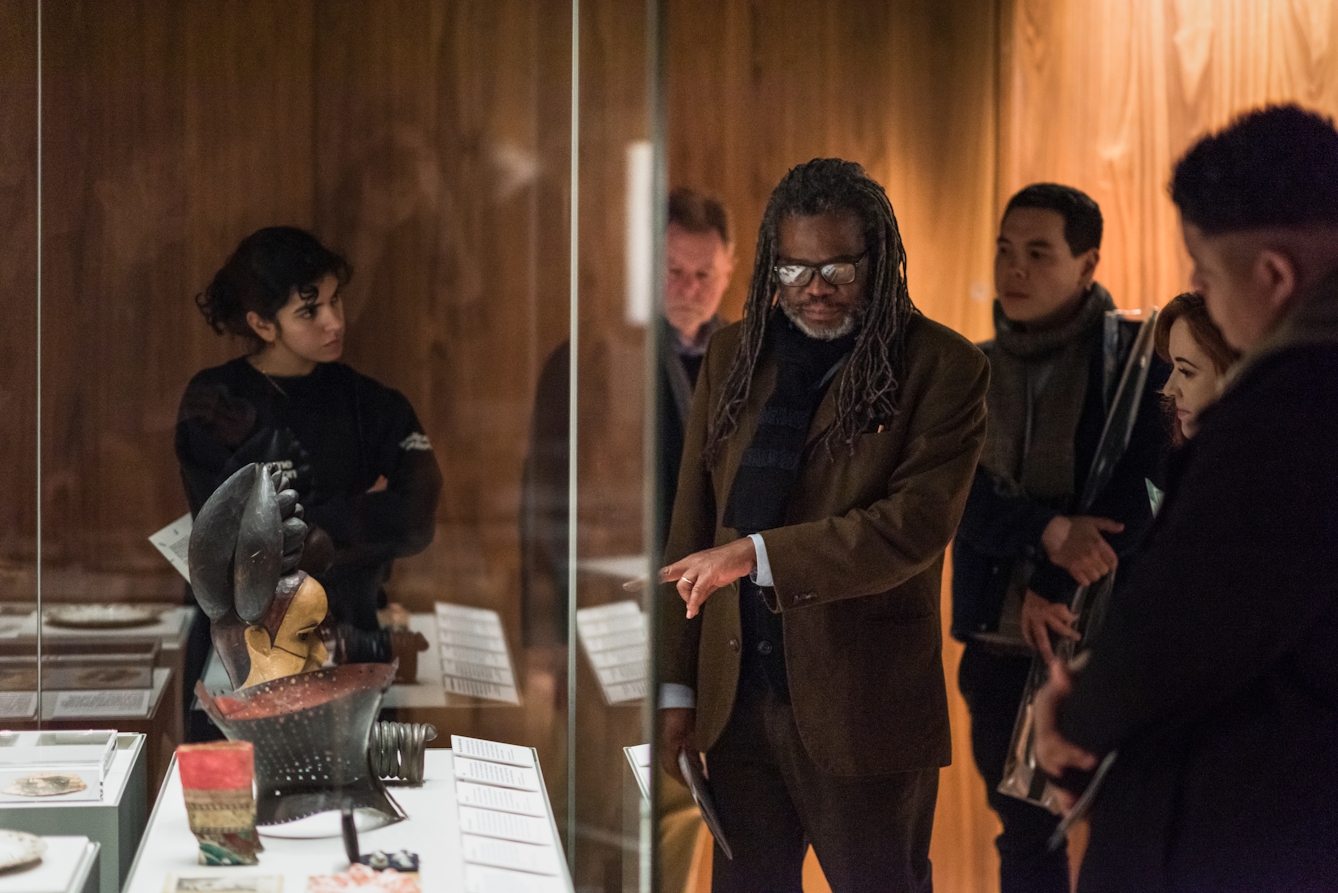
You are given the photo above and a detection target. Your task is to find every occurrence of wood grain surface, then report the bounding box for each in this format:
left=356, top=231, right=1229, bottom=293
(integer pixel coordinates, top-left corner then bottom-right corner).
left=0, top=1, right=38, bottom=604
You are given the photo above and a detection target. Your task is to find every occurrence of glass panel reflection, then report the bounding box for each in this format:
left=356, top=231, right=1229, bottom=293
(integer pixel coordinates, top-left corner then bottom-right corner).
left=0, top=0, right=39, bottom=728
left=23, top=1, right=656, bottom=889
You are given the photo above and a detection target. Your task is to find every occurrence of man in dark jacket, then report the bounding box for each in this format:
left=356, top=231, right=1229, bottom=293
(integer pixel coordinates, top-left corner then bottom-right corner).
left=1036, top=104, right=1338, bottom=892
left=951, top=183, right=1169, bottom=893
left=660, top=159, right=988, bottom=891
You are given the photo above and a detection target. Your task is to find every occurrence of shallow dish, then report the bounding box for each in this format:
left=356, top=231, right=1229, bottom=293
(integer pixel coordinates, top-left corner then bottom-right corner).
left=0, top=828, right=46, bottom=872
left=43, top=604, right=161, bottom=629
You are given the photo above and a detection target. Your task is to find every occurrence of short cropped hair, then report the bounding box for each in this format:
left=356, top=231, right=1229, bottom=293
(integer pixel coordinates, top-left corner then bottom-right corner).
left=1171, top=104, right=1338, bottom=234
left=1003, top=183, right=1103, bottom=255
left=668, top=187, right=732, bottom=246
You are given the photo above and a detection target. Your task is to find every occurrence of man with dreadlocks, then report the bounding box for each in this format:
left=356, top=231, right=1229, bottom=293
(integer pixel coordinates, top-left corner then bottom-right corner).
left=657, top=158, right=988, bottom=891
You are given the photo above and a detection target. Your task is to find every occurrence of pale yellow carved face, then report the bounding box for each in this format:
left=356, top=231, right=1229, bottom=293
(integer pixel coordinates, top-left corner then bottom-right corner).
left=241, top=575, right=330, bottom=689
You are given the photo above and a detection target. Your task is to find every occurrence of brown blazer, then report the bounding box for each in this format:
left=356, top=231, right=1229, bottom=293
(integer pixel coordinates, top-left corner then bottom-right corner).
left=660, top=313, right=988, bottom=776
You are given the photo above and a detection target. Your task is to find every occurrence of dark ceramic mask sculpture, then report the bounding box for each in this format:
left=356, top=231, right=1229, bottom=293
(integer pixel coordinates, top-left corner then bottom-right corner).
left=189, top=462, right=327, bottom=689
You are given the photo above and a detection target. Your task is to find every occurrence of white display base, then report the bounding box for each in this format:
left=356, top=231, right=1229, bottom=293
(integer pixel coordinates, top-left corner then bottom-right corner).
left=0, top=734, right=147, bottom=893
left=258, top=807, right=395, bottom=840
left=0, top=836, right=99, bottom=893
left=124, top=749, right=573, bottom=893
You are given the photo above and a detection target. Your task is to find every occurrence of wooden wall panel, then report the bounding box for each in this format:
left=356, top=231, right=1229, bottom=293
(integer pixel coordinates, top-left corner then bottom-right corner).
left=1000, top=0, right=1338, bottom=312
left=306, top=0, right=576, bottom=621
left=27, top=1, right=585, bottom=602
left=37, top=0, right=318, bottom=596
left=25, top=3, right=644, bottom=887
left=665, top=0, right=1001, bottom=344
left=0, top=2, right=38, bottom=602
left=664, top=3, right=1004, bottom=891
left=20, top=1, right=1330, bottom=887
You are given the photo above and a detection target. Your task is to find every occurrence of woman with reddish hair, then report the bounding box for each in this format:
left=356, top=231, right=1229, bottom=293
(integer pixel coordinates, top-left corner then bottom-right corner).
left=1154, top=292, right=1240, bottom=443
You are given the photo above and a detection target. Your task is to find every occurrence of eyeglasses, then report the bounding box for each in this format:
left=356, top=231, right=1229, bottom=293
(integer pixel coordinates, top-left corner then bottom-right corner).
left=773, top=254, right=866, bottom=287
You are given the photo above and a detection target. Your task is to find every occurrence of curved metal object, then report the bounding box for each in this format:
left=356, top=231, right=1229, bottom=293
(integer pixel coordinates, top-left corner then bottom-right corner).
left=369, top=721, right=437, bottom=786
left=189, top=464, right=260, bottom=621
left=196, top=663, right=403, bottom=827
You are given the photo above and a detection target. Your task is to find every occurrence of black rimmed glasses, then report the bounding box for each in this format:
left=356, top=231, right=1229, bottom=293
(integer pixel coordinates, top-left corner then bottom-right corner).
left=773, top=253, right=867, bottom=287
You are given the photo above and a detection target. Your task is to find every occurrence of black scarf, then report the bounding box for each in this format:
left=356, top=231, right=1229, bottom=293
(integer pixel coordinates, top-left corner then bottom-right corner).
left=723, top=313, right=856, bottom=703
left=723, top=314, right=857, bottom=534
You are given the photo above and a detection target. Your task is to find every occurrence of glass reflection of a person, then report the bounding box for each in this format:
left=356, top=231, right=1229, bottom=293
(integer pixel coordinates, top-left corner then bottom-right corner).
left=517, top=189, right=735, bottom=893
left=176, top=227, right=441, bottom=725
left=519, top=188, right=736, bottom=650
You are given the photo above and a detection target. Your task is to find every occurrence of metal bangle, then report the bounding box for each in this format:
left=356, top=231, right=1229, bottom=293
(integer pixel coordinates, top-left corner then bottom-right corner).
left=369, top=721, right=437, bottom=785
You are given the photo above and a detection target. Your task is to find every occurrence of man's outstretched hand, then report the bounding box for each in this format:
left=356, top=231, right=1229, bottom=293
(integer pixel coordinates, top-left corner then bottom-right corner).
left=660, top=537, right=757, bottom=619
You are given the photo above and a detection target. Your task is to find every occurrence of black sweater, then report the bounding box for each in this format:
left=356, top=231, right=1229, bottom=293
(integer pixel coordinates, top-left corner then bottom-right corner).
left=176, top=358, right=442, bottom=629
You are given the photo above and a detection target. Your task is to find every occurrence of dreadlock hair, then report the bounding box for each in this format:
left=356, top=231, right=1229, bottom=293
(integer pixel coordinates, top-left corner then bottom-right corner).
left=703, top=158, right=918, bottom=463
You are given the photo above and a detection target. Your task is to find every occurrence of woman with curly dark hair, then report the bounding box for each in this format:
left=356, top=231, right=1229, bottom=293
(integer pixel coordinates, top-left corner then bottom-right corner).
left=176, top=227, right=440, bottom=689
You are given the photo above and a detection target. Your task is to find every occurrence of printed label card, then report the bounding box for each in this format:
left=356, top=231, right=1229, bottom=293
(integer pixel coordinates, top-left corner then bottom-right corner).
left=434, top=603, right=519, bottom=704
left=575, top=602, right=648, bottom=705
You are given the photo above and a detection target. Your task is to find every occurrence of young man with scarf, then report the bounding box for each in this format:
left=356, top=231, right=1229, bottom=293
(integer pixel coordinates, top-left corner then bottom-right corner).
left=657, top=158, right=988, bottom=891
left=951, top=183, right=1170, bottom=893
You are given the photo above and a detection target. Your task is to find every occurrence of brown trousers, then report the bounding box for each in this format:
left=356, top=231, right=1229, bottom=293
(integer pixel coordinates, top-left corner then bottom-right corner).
left=705, top=679, right=938, bottom=893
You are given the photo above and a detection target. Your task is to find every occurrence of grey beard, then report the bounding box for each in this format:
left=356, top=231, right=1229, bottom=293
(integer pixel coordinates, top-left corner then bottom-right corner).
left=780, top=301, right=863, bottom=341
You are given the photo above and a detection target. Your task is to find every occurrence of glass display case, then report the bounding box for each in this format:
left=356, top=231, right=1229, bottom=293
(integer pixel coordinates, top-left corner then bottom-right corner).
left=1, top=1, right=661, bottom=890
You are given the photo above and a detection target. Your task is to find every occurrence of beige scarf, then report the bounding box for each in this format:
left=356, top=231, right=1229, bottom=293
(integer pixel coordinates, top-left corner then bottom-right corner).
left=980, top=284, right=1116, bottom=505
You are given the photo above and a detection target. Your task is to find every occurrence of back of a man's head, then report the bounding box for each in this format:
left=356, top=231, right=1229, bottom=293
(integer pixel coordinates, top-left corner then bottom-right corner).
left=1171, top=105, right=1338, bottom=234
left=669, top=187, right=732, bottom=247
left=1003, top=183, right=1103, bottom=255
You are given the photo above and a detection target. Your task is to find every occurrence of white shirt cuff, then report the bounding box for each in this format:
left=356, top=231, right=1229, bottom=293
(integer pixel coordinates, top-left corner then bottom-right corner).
left=748, top=533, right=774, bottom=587
left=659, top=683, right=696, bottom=709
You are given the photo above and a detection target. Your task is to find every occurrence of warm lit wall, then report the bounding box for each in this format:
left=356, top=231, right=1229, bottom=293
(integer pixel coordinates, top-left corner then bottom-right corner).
left=14, top=0, right=650, bottom=611
left=8, top=0, right=1338, bottom=889
left=1000, top=0, right=1338, bottom=312
left=14, top=3, right=646, bottom=887
left=667, top=0, right=1001, bottom=343
left=669, top=2, right=1338, bottom=892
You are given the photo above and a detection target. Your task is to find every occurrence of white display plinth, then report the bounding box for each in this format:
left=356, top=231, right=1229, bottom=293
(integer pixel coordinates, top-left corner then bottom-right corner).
left=0, top=733, right=146, bottom=893
left=124, top=749, right=574, bottom=893
left=0, top=836, right=99, bottom=893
